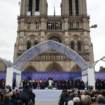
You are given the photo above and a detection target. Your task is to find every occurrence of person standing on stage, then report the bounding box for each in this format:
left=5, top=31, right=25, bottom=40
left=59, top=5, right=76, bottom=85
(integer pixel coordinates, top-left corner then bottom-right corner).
left=65, top=79, right=69, bottom=89
left=80, top=80, right=85, bottom=89
left=48, top=78, right=53, bottom=86
left=43, top=79, right=47, bottom=88
left=76, top=80, right=80, bottom=89
left=1, top=79, right=5, bottom=89
left=13, top=79, right=15, bottom=89
left=23, top=80, right=27, bottom=88
left=72, top=79, right=76, bottom=88
left=54, top=80, right=58, bottom=88
left=41, top=80, right=46, bottom=89
left=48, top=76, right=53, bottom=80
left=69, top=79, right=73, bottom=89
left=0, top=80, right=1, bottom=88
left=20, top=80, right=23, bottom=89
left=103, top=80, right=105, bottom=89
left=33, top=80, right=37, bottom=89
left=58, top=80, right=61, bottom=89
left=100, top=79, right=104, bottom=89
left=32, top=79, right=35, bottom=89
left=96, top=79, right=99, bottom=89
left=37, top=80, right=41, bottom=89
left=61, top=80, right=65, bottom=89
left=27, top=80, right=30, bottom=89
left=40, top=78, right=42, bottom=83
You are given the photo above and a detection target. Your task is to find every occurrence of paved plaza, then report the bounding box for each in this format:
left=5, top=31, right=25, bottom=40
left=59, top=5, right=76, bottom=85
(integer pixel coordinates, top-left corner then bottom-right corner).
left=35, top=100, right=58, bottom=105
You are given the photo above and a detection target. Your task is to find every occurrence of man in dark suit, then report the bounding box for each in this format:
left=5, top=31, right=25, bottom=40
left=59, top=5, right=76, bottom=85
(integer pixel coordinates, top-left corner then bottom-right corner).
left=48, top=76, right=53, bottom=81
left=12, top=79, right=15, bottom=89
left=96, top=79, right=99, bottom=89
left=61, top=80, right=65, bottom=89
left=65, top=79, right=69, bottom=89
left=69, top=79, right=73, bottom=89
left=10, top=94, right=18, bottom=105
left=54, top=80, right=58, bottom=88
left=72, top=79, right=76, bottom=88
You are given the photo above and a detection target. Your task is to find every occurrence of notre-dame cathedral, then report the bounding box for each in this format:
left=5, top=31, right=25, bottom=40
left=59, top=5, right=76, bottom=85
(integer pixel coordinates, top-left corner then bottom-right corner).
left=13, top=0, right=94, bottom=72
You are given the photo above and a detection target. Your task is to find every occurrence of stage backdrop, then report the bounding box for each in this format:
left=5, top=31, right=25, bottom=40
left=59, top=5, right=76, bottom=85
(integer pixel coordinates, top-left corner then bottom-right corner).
left=21, top=72, right=81, bottom=80
left=0, top=71, right=105, bottom=80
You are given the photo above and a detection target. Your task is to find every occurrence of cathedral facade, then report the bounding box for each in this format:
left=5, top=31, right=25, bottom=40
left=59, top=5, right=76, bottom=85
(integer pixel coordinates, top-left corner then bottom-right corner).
left=13, top=0, right=94, bottom=72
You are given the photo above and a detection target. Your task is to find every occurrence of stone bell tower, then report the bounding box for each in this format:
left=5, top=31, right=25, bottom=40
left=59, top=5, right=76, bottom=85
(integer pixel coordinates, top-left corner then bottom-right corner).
left=13, top=0, right=94, bottom=72
left=60, top=0, right=94, bottom=65
left=61, top=0, right=87, bottom=16
left=20, top=0, right=47, bottom=16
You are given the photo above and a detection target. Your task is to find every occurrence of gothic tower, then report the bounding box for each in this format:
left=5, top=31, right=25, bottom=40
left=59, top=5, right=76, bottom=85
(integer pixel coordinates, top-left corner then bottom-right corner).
left=13, top=0, right=94, bottom=72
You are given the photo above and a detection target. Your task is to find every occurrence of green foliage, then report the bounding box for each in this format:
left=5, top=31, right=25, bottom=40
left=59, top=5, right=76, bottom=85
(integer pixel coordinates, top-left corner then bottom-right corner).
left=48, top=85, right=53, bottom=89
left=88, top=85, right=94, bottom=89
left=4, top=89, right=6, bottom=92
left=5, top=85, right=11, bottom=89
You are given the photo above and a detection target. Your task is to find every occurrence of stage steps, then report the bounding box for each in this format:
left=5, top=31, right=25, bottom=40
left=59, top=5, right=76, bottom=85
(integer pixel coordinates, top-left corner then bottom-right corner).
left=33, top=90, right=62, bottom=101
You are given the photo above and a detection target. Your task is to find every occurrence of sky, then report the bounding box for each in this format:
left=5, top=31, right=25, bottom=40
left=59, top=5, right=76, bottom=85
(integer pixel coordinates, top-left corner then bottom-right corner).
left=0, top=0, right=105, bottom=71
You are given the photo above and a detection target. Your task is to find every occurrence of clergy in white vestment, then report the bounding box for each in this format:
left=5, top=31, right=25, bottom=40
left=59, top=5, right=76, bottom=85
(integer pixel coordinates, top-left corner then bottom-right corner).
left=48, top=79, right=53, bottom=86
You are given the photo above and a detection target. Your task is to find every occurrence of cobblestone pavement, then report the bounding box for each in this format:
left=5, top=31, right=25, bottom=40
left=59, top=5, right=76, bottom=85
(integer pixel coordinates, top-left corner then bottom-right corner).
left=35, top=100, right=58, bottom=105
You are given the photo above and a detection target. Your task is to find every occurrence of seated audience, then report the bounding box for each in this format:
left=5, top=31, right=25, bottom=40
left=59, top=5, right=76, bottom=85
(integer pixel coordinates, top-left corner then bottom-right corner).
left=2, top=94, right=13, bottom=105
left=11, top=93, right=18, bottom=105
left=91, top=97, right=97, bottom=105
left=73, top=97, right=80, bottom=105
left=78, top=100, right=85, bottom=105
left=85, top=95, right=92, bottom=105
left=96, top=95, right=105, bottom=105
left=59, top=89, right=105, bottom=105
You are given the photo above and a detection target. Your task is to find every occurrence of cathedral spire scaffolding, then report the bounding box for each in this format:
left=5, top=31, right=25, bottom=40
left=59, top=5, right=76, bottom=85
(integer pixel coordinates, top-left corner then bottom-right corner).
left=54, top=2, right=55, bottom=16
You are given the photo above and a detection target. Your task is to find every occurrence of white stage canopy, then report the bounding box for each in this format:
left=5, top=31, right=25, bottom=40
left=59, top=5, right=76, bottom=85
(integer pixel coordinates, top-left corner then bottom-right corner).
left=0, top=57, right=12, bottom=68
left=13, top=40, right=88, bottom=71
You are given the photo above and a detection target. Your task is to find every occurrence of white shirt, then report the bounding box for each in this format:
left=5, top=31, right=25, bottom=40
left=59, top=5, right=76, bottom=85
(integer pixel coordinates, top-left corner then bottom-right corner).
left=68, top=100, right=74, bottom=105
left=48, top=80, right=53, bottom=86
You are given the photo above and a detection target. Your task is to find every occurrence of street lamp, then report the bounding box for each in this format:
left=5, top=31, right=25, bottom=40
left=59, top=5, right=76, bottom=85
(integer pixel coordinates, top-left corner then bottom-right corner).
left=90, top=24, right=97, bottom=28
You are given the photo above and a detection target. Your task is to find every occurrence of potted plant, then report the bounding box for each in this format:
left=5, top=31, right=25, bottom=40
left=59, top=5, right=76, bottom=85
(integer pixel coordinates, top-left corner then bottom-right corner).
left=4, top=89, right=6, bottom=92
left=5, top=85, right=11, bottom=92
left=88, top=85, right=94, bottom=90
left=48, top=85, right=53, bottom=89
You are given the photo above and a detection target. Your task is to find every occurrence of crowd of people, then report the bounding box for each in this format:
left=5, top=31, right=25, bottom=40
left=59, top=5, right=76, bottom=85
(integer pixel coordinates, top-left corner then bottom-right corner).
left=0, top=77, right=105, bottom=105
left=95, top=79, right=105, bottom=89
left=0, top=78, right=105, bottom=90
left=59, top=89, right=105, bottom=105
left=0, top=85, right=35, bottom=105
left=19, top=77, right=85, bottom=90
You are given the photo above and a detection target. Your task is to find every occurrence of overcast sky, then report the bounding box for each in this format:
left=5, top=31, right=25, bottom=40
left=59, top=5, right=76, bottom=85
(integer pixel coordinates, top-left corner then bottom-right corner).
left=0, top=0, right=105, bottom=71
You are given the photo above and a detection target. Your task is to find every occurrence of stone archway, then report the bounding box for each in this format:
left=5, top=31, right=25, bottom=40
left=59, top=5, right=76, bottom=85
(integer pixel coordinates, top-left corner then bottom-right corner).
left=0, top=58, right=12, bottom=71
left=71, top=65, right=82, bottom=72
left=45, top=62, right=64, bottom=72
left=0, top=60, right=7, bottom=71
left=23, top=66, right=37, bottom=72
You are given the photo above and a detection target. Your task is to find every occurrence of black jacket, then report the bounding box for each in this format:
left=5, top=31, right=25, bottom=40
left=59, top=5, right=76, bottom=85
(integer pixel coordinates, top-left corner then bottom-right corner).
left=19, top=92, right=29, bottom=101
left=10, top=100, right=18, bottom=105
left=2, top=102, right=13, bottom=105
